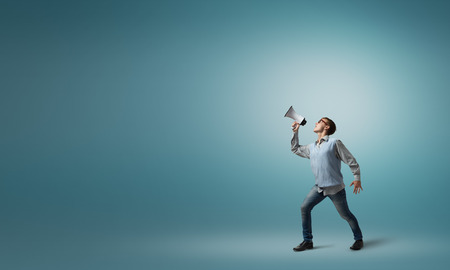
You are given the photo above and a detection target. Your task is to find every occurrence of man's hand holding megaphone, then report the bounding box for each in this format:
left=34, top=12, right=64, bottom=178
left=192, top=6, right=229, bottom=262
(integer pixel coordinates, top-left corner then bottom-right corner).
left=284, top=106, right=306, bottom=131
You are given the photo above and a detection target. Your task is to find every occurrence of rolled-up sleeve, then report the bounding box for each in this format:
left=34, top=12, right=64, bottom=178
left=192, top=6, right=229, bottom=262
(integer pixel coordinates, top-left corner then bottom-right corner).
left=291, top=132, right=310, bottom=159
left=335, top=140, right=361, bottom=181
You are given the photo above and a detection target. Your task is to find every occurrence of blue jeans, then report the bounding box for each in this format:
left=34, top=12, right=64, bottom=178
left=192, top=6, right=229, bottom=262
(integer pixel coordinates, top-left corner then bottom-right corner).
left=300, top=186, right=363, bottom=241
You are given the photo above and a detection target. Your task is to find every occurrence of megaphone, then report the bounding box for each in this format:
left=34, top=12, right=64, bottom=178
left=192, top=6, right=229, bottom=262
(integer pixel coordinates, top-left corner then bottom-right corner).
left=284, top=106, right=307, bottom=128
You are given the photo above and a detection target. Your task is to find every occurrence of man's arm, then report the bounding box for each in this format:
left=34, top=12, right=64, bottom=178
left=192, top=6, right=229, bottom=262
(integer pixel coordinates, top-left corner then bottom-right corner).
left=291, top=131, right=310, bottom=159
left=335, top=140, right=363, bottom=194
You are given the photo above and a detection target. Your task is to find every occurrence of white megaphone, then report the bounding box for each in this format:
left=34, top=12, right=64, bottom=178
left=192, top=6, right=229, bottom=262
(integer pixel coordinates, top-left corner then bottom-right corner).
left=284, top=106, right=307, bottom=129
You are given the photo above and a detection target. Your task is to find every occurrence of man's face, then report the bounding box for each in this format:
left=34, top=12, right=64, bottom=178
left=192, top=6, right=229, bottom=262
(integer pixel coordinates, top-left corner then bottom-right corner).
left=313, top=118, right=328, bottom=133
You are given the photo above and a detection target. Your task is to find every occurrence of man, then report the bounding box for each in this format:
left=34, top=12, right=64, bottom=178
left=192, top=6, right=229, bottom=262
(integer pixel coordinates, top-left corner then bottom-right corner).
left=291, top=117, right=363, bottom=251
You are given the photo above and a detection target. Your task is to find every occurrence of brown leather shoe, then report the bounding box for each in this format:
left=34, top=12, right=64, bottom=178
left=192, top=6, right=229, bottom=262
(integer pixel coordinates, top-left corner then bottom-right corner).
left=350, top=240, right=364, bottom=250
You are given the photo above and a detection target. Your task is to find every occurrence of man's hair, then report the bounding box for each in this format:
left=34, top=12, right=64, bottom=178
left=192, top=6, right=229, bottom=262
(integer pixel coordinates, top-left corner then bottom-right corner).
left=322, top=117, right=336, bottom=135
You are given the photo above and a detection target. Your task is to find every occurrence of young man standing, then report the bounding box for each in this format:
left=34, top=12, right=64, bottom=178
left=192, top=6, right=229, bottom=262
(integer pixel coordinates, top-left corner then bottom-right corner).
left=291, top=118, right=363, bottom=251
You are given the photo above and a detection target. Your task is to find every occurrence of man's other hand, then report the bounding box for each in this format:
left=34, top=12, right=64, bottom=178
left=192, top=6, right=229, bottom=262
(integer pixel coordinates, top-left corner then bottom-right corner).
left=350, top=181, right=363, bottom=194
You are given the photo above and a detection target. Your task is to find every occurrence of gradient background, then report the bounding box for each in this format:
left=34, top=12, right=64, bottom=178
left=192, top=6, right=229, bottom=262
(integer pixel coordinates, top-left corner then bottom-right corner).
left=1, top=0, right=450, bottom=269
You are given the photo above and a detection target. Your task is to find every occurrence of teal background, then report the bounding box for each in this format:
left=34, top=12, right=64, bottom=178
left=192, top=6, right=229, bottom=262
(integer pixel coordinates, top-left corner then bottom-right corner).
left=1, top=0, right=450, bottom=269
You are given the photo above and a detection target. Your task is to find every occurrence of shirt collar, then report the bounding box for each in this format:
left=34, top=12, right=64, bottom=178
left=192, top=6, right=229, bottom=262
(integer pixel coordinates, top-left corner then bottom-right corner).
left=316, top=135, right=329, bottom=144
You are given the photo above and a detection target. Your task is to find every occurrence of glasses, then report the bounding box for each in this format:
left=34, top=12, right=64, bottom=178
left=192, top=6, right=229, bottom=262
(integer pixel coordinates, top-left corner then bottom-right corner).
left=318, top=119, right=328, bottom=125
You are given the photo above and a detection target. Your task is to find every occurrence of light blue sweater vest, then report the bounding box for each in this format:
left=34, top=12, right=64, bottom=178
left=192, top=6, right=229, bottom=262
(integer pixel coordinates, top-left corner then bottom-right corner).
left=309, top=138, right=343, bottom=187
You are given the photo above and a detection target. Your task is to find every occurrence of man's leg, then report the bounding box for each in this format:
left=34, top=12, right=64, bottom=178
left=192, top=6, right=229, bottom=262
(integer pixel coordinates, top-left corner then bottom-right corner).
left=328, top=188, right=363, bottom=241
left=300, top=186, right=326, bottom=242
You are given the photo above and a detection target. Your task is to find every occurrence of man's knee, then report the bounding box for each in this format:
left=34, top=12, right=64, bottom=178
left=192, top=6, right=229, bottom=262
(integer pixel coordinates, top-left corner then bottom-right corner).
left=339, top=211, right=355, bottom=222
left=301, top=203, right=312, bottom=214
